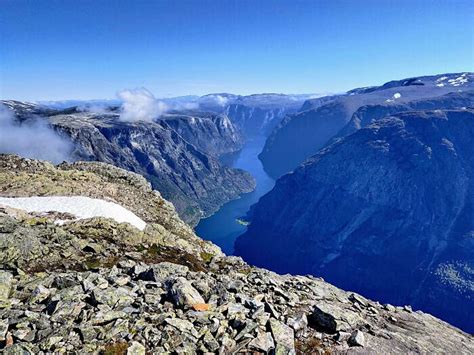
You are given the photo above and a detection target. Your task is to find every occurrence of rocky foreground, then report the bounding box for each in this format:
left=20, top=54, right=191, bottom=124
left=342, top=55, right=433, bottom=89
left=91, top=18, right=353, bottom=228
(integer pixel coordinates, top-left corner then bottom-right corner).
left=0, top=155, right=473, bottom=354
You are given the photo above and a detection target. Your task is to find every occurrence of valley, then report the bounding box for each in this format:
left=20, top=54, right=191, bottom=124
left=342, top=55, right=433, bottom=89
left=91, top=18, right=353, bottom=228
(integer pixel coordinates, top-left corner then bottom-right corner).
left=195, top=136, right=275, bottom=254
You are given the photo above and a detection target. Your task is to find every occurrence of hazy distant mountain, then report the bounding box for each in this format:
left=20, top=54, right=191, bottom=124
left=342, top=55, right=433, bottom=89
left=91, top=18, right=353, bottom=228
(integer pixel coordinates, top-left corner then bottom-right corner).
left=260, top=73, right=474, bottom=178
left=40, top=93, right=321, bottom=138
left=236, top=108, right=474, bottom=332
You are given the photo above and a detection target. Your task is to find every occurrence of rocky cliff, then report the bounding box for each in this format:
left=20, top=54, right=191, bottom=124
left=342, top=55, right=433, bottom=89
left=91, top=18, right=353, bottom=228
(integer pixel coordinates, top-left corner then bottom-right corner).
left=237, top=109, right=474, bottom=333
left=0, top=154, right=473, bottom=354
left=158, top=112, right=244, bottom=157
left=1, top=101, right=255, bottom=226
left=260, top=73, right=473, bottom=178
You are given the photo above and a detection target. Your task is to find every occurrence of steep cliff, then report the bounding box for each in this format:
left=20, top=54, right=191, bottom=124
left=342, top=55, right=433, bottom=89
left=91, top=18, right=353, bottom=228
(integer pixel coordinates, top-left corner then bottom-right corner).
left=0, top=154, right=472, bottom=353
left=1, top=101, right=255, bottom=226
left=237, top=109, right=474, bottom=332
left=260, top=73, right=473, bottom=178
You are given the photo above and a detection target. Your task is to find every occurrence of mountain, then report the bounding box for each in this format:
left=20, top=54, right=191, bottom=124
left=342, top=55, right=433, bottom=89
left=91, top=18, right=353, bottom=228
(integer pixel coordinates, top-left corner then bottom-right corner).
left=158, top=112, right=243, bottom=157
left=236, top=109, right=474, bottom=332
left=1, top=101, right=255, bottom=226
left=259, top=73, right=473, bottom=178
left=190, top=93, right=320, bottom=137
left=0, top=154, right=472, bottom=353
left=39, top=93, right=321, bottom=139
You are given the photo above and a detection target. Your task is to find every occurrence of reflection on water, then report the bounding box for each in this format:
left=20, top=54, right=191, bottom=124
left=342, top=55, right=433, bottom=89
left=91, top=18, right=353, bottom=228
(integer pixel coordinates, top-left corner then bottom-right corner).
left=195, top=136, right=275, bottom=254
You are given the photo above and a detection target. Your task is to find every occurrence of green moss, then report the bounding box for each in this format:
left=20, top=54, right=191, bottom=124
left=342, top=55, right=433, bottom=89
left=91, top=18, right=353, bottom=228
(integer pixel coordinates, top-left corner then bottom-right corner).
left=200, top=252, right=214, bottom=263
left=25, top=217, right=49, bottom=226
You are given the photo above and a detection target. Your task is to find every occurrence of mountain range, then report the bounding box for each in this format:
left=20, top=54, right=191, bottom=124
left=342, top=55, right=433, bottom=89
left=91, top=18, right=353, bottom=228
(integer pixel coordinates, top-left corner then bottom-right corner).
left=236, top=73, right=474, bottom=332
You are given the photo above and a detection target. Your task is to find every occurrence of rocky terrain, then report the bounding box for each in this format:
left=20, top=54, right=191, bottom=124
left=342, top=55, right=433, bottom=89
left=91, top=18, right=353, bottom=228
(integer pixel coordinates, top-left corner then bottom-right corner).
left=1, top=154, right=473, bottom=354
left=260, top=73, right=473, bottom=177
left=1, top=101, right=255, bottom=226
left=236, top=109, right=474, bottom=333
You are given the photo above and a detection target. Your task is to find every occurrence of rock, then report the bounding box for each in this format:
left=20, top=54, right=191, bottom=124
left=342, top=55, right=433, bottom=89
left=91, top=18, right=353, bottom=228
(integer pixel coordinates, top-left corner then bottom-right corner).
left=192, top=303, right=210, bottom=312
left=165, top=318, right=199, bottom=338
left=248, top=332, right=275, bottom=353
left=169, top=277, right=205, bottom=308
left=0, top=319, right=8, bottom=341
left=30, top=285, right=51, bottom=303
left=287, top=313, right=308, bottom=332
left=269, top=319, right=295, bottom=355
left=93, top=287, right=135, bottom=308
left=348, top=330, right=365, bottom=347
left=0, top=271, right=13, bottom=301
left=127, top=341, right=146, bottom=355
left=227, top=280, right=244, bottom=293
left=202, top=331, right=219, bottom=352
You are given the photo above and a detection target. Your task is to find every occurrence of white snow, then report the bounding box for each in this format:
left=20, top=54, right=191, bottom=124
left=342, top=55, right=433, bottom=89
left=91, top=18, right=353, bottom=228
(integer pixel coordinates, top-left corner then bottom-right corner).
left=436, top=83, right=445, bottom=87
left=448, top=73, right=469, bottom=86
left=393, top=92, right=401, bottom=99
left=0, top=196, right=146, bottom=230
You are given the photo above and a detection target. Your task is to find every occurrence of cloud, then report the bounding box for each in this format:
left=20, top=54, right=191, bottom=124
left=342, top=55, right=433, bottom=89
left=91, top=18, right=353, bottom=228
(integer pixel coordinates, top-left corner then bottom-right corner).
left=77, top=103, right=111, bottom=114
left=200, top=94, right=229, bottom=107
left=117, top=88, right=168, bottom=122
left=0, top=104, right=73, bottom=164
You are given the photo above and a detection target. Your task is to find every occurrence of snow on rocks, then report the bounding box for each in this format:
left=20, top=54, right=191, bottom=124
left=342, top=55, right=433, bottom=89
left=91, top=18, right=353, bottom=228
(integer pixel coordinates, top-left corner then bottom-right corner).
left=0, top=196, right=146, bottom=230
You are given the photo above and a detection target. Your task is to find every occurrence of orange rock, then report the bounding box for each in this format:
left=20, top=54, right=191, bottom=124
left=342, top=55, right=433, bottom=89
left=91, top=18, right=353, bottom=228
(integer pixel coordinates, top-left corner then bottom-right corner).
left=192, top=303, right=210, bottom=311
left=5, top=332, right=13, bottom=347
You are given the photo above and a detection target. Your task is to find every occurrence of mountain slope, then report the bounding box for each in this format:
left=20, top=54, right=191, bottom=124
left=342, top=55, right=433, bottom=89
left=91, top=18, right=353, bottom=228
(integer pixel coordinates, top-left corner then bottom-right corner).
left=260, top=73, right=473, bottom=177
left=236, top=109, right=474, bottom=332
left=0, top=154, right=472, bottom=353
left=1, top=101, right=255, bottom=225
left=49, top=112, right=255, bottom=225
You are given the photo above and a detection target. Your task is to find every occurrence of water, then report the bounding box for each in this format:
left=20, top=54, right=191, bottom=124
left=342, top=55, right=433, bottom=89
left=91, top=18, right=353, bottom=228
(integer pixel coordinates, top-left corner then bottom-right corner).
left=195, top=136, right=275, bottom=254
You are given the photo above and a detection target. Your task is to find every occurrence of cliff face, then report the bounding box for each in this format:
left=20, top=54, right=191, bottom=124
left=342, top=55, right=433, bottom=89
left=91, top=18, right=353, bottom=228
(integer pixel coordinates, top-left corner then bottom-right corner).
left=157, top=112, right=245, bottom=157
left=1, top=101, right=255, bottom=226
left=260, top=73, right=474, bottom=178
left=237, top=109, right=474, bottom=333
left=224, top=94, right=313, bottom=137
left=0, top=154, right=472, bottom=354
left=50, top=113, right=255, bottom=226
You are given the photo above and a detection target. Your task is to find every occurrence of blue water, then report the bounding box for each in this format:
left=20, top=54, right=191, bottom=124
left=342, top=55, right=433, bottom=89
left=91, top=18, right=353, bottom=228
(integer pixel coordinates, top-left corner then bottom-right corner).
left=195, top=136, right=275, bottom=254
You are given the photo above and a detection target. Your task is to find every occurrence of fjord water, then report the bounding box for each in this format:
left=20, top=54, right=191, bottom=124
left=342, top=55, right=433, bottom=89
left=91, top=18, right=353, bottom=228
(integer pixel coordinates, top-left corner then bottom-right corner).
left=195, top=136, right=275, bottom=254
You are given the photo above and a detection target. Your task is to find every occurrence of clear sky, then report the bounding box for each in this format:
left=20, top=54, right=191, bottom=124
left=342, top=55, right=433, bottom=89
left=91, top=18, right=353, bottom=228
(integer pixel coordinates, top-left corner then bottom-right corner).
left=1, top=0, right=473, bottom=101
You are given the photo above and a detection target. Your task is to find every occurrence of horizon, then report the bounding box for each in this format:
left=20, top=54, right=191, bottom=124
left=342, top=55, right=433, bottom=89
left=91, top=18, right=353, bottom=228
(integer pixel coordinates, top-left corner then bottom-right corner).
left=1, top=0, right=473, bottom=101
left=7, top=70, right=473, bottom=104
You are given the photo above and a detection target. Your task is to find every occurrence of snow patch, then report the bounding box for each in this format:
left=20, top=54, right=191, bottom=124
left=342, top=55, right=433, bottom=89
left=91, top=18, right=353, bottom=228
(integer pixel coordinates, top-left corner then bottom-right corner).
left=0, top=196, right=146, bottom=230
left=393, top=92, right=401, bottom=99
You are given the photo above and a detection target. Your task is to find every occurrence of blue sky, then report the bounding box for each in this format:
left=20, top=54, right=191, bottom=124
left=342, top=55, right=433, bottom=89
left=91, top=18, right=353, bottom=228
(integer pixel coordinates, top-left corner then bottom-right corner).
left=1, top=0, right=473, bottom=101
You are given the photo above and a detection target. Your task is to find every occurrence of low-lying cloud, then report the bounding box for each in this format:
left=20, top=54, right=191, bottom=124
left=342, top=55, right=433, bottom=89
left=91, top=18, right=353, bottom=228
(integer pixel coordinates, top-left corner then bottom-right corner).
left=0, top=104, right=73, bottom=164
left=117, top=88, right=168, bottom=122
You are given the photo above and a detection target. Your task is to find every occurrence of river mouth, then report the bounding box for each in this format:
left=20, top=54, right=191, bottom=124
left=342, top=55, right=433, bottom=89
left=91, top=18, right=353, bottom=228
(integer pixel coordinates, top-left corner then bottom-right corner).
left=194, top=136, right=275, bottom=254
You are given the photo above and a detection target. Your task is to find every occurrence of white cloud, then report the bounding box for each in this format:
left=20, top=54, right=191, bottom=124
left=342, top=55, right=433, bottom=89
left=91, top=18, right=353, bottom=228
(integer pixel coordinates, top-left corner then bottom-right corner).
left=0, top=104, right=73, bottom=163
left=117, top=88, right=168, bottom=122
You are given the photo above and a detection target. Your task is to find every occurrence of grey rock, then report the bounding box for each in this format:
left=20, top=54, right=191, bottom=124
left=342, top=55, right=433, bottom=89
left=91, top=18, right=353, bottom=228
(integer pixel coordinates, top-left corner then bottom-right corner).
left=127, top=341, right=146, bottom=355
left=248, top=332, right=275, bottom=353
left=348, top=330, right=365, bottom=347
left=169, top=277, right=205, bottom=308
left=287, top=313, right=308, bottom=332
left=29, top=285, right=51, bottom=303
left=165, top=318, right=199, bottom=338
left=269, top=319, right=295, bottom=355
left=0, top=271, right=13, bottom=301
left=0, top=319, right=9, bottom=341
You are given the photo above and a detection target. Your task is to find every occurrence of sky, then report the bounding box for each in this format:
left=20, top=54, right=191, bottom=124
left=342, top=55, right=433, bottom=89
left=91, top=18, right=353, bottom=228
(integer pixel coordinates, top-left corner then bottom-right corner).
left=0, top=0, right=473, bottom=101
